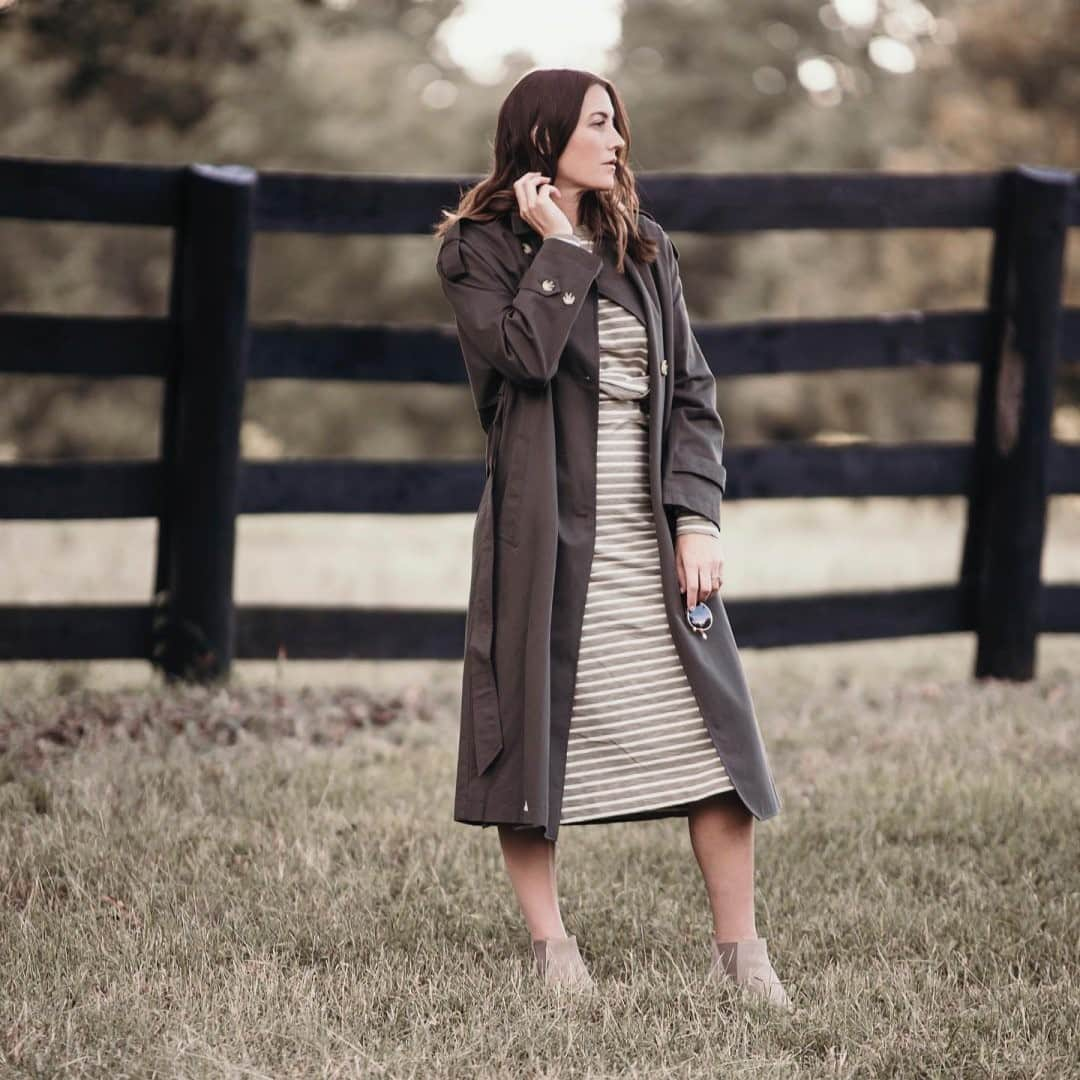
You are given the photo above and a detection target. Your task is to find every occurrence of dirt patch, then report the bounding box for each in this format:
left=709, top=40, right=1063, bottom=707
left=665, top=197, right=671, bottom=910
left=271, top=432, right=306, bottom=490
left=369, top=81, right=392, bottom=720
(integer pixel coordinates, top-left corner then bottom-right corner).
left=0, top=682, right=445, bottom=775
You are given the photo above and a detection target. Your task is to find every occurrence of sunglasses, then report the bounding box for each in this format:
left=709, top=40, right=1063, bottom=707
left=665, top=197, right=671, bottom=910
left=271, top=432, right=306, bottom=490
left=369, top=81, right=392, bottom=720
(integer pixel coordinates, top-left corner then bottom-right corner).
left=686, top=601, right=714, bottom=639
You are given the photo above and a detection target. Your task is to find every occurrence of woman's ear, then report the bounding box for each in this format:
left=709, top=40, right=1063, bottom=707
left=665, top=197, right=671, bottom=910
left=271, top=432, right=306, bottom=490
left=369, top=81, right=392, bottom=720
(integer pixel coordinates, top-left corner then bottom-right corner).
left=530, top=121, right=553, bottom=157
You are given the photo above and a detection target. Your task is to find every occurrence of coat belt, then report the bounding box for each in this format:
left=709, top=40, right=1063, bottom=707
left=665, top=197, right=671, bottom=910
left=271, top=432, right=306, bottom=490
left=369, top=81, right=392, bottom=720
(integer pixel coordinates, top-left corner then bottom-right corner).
left=467, top=390, right=507, bottom=776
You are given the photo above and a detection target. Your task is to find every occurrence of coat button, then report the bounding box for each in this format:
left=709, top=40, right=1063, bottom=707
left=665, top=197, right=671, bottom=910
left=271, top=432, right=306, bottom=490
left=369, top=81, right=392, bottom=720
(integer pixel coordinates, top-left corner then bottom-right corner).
left=561, top=291, right=575, bottom=305
left=660, top=359, right=669, bottom=375
left=541, top=278, right=557, bottom=293
left=522, top=241, right=532, bottom=254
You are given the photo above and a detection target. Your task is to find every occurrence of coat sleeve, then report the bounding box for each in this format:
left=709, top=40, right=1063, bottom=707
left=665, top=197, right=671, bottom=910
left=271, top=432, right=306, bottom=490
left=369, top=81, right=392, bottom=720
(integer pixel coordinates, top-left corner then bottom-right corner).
left=660, top=230, right=727, bottom=533
left=436, top=226, right=603, bottom=393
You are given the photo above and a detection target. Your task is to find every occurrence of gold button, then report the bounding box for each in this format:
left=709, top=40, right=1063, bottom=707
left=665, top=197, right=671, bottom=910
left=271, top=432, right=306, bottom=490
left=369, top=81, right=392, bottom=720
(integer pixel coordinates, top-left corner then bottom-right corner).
left=561, top=291, right=575, bottom=305
left=522, top=241, right=532, bottom=254
left=661, top=359, right=669, bottom=375
left=541, top=278, right=557, bottom=293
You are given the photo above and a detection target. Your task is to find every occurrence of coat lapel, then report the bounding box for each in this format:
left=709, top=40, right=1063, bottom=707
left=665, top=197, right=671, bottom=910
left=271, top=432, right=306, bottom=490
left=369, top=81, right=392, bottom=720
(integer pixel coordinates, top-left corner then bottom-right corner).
left=622, top=242, right=666, bottom=423
left=595, top=253, right=648, bottom=326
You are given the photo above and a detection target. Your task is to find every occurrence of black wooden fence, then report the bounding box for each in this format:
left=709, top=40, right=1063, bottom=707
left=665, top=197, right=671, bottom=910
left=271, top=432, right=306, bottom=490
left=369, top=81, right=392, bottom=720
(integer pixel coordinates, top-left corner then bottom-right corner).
left=1, top=156, right=1078, bottom=683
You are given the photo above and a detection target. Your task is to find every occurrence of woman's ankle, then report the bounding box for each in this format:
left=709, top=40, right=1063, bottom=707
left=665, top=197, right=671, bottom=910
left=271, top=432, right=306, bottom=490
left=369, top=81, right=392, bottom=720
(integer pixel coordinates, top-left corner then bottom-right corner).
left=529, top=922, right=569, bottom=941
left=712, top=922, right=758, bottom=941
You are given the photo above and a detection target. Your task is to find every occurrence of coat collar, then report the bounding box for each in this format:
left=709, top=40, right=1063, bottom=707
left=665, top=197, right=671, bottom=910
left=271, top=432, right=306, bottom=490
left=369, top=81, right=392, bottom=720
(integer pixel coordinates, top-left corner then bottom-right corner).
left=508, top=209, right=659, bottom=328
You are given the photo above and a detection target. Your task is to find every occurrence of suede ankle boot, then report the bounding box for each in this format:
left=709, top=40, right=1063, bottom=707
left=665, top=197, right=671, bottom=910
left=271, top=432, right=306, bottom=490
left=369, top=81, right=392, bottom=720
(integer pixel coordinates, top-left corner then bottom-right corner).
left=707, top=936, right=792, bottom=1010
left=531, top=934, right=595, bottom=990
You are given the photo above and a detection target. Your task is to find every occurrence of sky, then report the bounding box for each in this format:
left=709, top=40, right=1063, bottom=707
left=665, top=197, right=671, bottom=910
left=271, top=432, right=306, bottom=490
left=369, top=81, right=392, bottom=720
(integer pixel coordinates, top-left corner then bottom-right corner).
left=434, top=0, right=625, bottom=84
left=427, top=0, right=942, bottom=108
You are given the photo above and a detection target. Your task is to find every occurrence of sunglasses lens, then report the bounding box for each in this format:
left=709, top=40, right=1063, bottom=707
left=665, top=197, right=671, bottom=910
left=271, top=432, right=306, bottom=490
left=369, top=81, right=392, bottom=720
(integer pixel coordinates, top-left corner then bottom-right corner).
left=686, top=602, right=714, bottom=631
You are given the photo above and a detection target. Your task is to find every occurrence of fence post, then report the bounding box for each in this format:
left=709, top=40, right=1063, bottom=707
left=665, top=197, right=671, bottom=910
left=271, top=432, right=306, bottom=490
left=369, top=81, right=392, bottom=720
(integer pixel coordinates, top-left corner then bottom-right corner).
left=960, top=164, right=1071, bottom=680
left=153, top=163, right=256, bottom=683
left=151, top=178, right=188, bottom=648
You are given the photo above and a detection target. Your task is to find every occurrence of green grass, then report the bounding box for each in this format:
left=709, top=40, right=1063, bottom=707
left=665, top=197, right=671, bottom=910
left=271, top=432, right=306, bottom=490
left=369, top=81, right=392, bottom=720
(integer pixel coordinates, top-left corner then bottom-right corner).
left=2, top=651, right=1078, bottom=1078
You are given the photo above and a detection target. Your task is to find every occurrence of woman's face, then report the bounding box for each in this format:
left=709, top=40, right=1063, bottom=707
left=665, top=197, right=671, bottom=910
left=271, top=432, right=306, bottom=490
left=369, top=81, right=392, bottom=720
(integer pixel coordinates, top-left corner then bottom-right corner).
left=553, top=83, right=626, bottom=194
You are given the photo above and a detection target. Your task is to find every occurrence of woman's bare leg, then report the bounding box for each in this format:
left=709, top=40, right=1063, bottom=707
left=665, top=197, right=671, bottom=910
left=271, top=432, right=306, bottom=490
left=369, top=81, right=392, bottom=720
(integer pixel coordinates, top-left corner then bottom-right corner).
left=687, top=789, right=759, bottom=940
left=497, top=825, right=567, bottom=940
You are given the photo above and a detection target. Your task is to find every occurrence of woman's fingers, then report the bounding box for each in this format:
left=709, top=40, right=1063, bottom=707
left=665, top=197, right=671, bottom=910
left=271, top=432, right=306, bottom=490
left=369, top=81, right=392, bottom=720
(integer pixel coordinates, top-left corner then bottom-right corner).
left=515, top=171, right=543, bottom=213
left=693, top=569, right=713, bottom=608
left=525, top=175, right=540, bottom=213
left=701, top=563, right=722, bottom=602
left=682, top=561, right=701, bottom=609
left=680, top=557, right=723, bottom=609
left=512, top=173, right=529, bottom=217
left=514, top=172, right=553, bottom=231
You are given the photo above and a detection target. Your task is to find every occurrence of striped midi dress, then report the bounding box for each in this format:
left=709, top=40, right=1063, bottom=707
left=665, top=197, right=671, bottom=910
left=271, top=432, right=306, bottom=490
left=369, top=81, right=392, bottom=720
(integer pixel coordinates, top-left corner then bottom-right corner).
left=553, top=225, right=735, bottom=826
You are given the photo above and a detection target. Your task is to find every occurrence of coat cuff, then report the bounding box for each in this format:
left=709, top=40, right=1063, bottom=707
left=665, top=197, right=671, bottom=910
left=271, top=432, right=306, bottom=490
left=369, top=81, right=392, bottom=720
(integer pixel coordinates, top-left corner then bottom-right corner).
left=663, top=469, right=723, bottom=533
left=516, top=235, right=602, bottom=299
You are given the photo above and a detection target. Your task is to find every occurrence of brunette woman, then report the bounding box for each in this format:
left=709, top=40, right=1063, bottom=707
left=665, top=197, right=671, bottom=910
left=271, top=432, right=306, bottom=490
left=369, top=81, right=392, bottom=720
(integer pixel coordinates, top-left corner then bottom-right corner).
left=433, top=68, right=789, bottom=1008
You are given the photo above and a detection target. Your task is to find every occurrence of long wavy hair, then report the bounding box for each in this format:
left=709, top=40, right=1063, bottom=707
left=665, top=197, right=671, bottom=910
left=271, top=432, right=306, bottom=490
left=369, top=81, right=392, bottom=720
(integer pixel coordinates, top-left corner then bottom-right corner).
left=432, top=68, right=658, bottom=274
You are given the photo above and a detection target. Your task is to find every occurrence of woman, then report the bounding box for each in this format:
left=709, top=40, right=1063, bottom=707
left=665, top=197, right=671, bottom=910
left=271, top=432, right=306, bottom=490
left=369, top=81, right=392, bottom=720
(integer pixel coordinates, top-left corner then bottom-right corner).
left=433, top=69, right=789, bottom=1009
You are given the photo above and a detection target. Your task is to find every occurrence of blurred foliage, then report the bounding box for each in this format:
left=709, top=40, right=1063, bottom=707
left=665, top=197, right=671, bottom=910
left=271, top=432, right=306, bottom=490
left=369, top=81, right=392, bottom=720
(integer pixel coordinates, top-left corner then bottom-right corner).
left=0, top=0, right=1076, bottom=466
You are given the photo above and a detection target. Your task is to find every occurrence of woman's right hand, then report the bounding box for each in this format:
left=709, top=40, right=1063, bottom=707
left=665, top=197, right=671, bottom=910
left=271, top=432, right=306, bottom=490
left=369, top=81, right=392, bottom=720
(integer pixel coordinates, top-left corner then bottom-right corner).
left=513, top=172, right=573, bottom=241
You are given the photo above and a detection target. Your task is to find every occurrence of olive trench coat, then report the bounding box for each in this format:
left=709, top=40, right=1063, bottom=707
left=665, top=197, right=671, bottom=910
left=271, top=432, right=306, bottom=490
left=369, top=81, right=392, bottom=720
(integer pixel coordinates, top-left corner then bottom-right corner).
left=436, top=207, right=782, bottom=843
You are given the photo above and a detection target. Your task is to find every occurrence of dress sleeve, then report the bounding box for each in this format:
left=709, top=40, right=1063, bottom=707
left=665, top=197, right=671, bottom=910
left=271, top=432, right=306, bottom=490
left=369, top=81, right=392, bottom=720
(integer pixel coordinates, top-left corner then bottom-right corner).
left=673, top=506, right=721, bottom=539
left=548, top=234, right=592, bottom=249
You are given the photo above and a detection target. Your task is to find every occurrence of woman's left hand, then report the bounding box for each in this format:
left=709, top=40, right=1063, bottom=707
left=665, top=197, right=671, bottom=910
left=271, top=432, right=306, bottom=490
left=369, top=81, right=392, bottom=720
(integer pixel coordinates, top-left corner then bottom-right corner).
left=675, top=533, right=723, bottom=609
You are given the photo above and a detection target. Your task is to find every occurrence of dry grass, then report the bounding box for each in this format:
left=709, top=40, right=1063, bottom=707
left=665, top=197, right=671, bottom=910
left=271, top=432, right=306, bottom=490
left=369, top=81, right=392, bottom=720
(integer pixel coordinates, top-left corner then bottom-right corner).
left=1, top=653, right=1078, bottom=1077
left=1, top=497, right=1078, bottom=1076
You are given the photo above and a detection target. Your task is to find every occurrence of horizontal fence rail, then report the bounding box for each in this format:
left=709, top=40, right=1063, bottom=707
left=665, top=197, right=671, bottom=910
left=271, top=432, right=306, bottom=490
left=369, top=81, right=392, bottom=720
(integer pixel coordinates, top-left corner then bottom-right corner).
left=3, top=442, right=1080, bottom=521
left=3, top=584, right=1080, bottom=661
left=1, top=155, right=1078, bottom=681
left=3, top=157, right=1080, bottom=232
left=4, top=307, right=1080, bottom=382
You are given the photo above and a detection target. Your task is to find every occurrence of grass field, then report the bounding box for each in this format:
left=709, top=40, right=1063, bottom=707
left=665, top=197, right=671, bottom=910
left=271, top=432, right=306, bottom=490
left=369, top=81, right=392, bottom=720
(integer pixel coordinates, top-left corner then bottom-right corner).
left=2, top=498, right=1078, bottom=1076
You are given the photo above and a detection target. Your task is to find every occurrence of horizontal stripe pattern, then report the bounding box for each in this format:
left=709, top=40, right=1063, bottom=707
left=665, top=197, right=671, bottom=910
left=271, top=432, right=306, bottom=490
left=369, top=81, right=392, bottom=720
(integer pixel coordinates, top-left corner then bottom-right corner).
left=550, top=230, right=718, bottom=540
left=561, top=240, right=733, bottom=823
left=675, top=515, right=721, bottom=537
